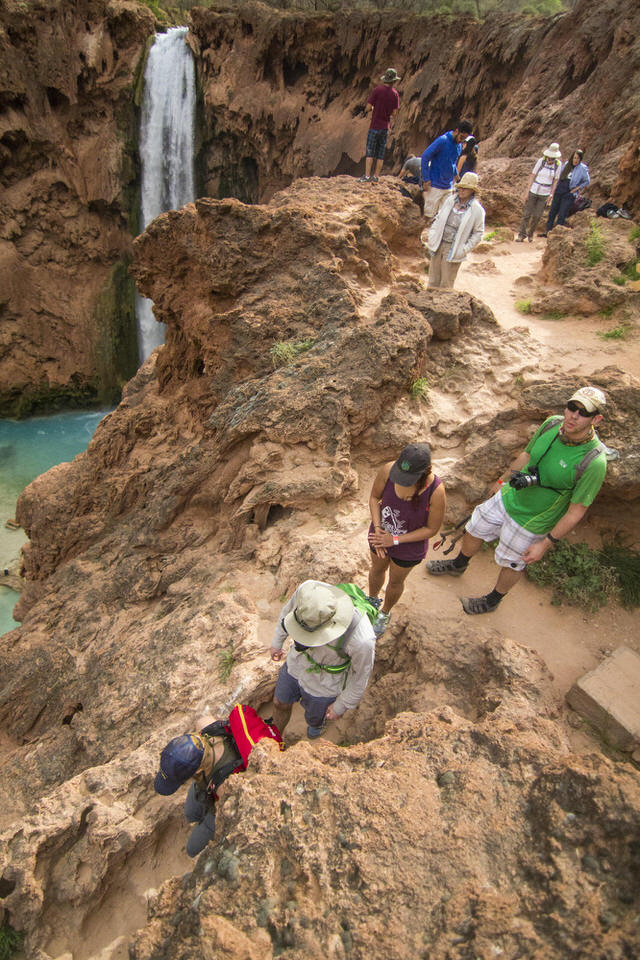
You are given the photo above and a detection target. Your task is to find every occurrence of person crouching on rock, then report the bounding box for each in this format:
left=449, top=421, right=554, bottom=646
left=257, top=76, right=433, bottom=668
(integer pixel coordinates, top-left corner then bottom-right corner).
left=425, top=172, right=485, bottom=289
left=154, top=728, right=240, bottom=857
left=270, top=580, right=375, bottom=739
left=367, top=443, right=446, bottom=636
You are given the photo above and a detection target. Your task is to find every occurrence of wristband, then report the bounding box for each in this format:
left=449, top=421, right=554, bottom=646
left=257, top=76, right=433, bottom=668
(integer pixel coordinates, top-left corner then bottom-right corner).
left=546, top=532, right=559, bottom=544
left=393, top=536, right=399, bottom=546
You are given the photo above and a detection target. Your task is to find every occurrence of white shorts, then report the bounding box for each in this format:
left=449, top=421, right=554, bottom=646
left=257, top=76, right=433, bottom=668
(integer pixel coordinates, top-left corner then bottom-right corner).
left=422, top=186, right=451, bottom=219
left=466, top=490, right=545, bottom=571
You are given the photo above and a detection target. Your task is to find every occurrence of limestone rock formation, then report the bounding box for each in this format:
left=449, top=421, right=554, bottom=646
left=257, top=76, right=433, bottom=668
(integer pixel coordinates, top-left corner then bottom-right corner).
left=0, top=0, right=155, bottom=415
left=2, top=177, right=639, bottom=958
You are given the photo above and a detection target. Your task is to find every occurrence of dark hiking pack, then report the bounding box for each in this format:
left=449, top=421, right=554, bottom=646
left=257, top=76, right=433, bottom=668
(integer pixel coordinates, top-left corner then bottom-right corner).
left=201, top=704, right=284, bottom=792
left=569, top=194, right=592, bottom=216
left=596, top=202, right=619, bottom=218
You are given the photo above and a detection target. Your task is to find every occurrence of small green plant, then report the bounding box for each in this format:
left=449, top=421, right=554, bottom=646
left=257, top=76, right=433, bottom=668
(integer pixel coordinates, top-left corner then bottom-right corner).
left=612, top=275, right=627, bottom=286
left=526, top=540, right=619, bottom=611
left=600, top=542, right=640, bottom=609
left=541, top=310, right=568, bottom=321
left=586, top=222, right=606, bottom=266
left=514, top=374, right=524, bottom=386
left=629, top=225, right=640, bottom=242
left=270, top=338, right=315, bottom=368
left=218, top=647, right=236, bottom=682
left=599, top=305, right=614, bottom=318
left=483, top=230, right=497, bottom=241
left=410, top=377, right=429, bottom=400
left=597, top=323, right=632, bottom=341
left=620, top=258, right=640, bottom=281
left=0, top=921, right=23, bottom=960
left=515, top=299, right=532, bottom=314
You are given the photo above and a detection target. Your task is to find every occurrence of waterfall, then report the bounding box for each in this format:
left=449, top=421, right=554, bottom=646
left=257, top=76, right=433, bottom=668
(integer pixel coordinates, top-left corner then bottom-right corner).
left=136, top=26, right=196, bottom=362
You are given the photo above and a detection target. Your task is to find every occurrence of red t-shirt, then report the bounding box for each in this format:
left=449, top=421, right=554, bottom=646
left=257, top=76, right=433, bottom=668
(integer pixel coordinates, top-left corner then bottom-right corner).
left=367, top=85, right=400, bottom=130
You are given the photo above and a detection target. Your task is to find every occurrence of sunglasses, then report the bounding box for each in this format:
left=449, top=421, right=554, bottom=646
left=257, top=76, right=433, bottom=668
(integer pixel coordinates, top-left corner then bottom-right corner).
left=566, top=401, right=595, bottom=417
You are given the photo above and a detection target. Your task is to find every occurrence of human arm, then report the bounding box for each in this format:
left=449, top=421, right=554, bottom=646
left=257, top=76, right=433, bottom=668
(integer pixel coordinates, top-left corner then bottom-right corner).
left=522, top=502, right=589, bottom=564
left=270, top=589, right=297, bottom=660
left=421, top=135, right=443, bottom=186
left=570, top=164, right=590, bottom=193
left=487, top=449, right=531, bottom=496
left=369, top=482, right=446, bottom=548
left=460, top=203, right=485, bottom=257
left=331, top=622, right=376, bottom=715
left=368, top=463, right=392, bottom=557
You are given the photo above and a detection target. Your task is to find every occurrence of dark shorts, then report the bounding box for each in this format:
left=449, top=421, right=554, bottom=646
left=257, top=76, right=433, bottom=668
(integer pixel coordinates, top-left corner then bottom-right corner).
left=370, top=547, right=422, bottom=568
left=366, top=128, right=388, bottom=160
left=274, top=662, right=336, bottom=727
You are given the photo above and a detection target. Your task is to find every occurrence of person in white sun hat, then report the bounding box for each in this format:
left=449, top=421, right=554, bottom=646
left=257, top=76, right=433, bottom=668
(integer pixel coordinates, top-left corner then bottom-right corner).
left=425, top=171, right=485, bottom=289
left=516, top=142, right=562, bottom=242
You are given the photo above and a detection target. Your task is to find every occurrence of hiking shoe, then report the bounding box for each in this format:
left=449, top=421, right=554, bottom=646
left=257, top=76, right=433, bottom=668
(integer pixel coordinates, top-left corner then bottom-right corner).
left=515, top=236, right=525, bottom=243
left=461, top=595, right=500, bottom=615
left=426, top=558, right=467, bottom=576
left=366, top=595, right=382, bottom=610
left=307, top=724, right=325, bottom=738
left=358, top=175, right=371, bottom=183
left=618, top=208, right=632, bottom=220
left=373, top=610, right=391, bottom=637
left=540, top=232, right=548, bottom=238
left=371, top=176, right=379, bottom=183
left=527, top=235, right=534, bottom=242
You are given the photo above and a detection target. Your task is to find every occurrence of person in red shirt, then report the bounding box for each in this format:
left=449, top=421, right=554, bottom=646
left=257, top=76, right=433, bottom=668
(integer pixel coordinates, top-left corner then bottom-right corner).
left=359, top=68, right=401, bottom=184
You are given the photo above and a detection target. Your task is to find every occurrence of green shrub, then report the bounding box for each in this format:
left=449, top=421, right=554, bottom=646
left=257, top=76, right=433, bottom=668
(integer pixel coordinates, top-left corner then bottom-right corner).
left=600, top=543, right=640, bottom=609
left=541, top=310, right=568, bottom=321
left=586, top=222, right=606, bottom=266
left=0, top=921, right=23, bottom=960
left=410, top=377, right=429, bottom=400
left=515, top=299, right=532, bottom=314
left=526, top=540, right=619, bottom=611
left=597, top=323, right=631, bottom=341
left=270, top=338, right=315, bottom=368
left=620, top=258, right=640, bottom=281
left=630, top=225, right=640, bottom=242
left=218, top=647, right=235, bottom=682
left=612, top=275, right=627, bottom=286
left=483, top=230, right=497, bottom=241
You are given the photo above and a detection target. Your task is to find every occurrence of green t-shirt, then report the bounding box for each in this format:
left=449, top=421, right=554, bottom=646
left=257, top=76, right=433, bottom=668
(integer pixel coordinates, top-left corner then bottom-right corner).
left=500, top=416, right=607, bottom=533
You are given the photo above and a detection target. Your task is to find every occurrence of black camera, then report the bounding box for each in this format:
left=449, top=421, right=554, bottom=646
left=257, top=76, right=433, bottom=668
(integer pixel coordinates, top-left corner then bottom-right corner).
left=509, top=467, right=540, bottom=490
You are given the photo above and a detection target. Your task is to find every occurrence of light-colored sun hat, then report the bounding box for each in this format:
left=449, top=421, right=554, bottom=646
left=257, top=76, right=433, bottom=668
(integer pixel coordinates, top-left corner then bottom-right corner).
left=380, top=68, right=401, bottom=84
left=284, top=580, right=354, bottom=647
left=543, top=142, right=562, bottom=159
left=568, top=386, right=606, bottom=414
left=457, top=171, right=480, bottom=193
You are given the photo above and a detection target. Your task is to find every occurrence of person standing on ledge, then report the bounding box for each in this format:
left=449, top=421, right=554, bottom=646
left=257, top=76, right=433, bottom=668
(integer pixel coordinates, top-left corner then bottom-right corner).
left=426, top=387, right=608, bottom=615
left=515, top=142, right=562, bottom=242
left=270, top=580, right=375, bottom=738
left=420, top=119, right=473, bottom=222
left=425, top=172, right=485, bottom=290
left=358, top=68, right=401, bottom=184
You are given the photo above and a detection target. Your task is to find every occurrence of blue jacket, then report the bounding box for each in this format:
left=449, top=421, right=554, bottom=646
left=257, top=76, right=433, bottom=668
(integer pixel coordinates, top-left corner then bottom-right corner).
left=566, top=161, right=590, bottom=193
left=421, top=132, right=462, bottom=189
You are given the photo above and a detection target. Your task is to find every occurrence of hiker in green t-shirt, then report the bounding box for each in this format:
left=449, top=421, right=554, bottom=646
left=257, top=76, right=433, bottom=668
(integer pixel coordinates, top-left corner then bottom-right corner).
left=426, top=387, right=608, bottom=614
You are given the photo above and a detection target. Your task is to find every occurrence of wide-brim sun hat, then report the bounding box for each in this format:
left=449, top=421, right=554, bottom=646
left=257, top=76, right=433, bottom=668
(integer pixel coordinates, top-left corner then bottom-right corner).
left=543, top=142, right=562, bottom=159
left=154, top=733, right=205, bottom=795
left=380, top=68, right=401, bottom=83
left=456, top=171, right=480, bottom=193
left=389, top=442, right=432, bottom=486
left=568, top=386, right=606, bottom=414
left=284, top=580, right=354, bottom=647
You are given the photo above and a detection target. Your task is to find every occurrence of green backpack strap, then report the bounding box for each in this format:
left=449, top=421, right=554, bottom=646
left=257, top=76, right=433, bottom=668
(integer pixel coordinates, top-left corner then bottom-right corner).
left=336, top=582, right=378, bottom=626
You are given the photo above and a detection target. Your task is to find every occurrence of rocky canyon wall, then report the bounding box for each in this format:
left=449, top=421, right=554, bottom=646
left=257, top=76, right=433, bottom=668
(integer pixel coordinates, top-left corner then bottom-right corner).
left=2, top=0, right=639, bottom=413
left=0, top=0, right=155, bottom=416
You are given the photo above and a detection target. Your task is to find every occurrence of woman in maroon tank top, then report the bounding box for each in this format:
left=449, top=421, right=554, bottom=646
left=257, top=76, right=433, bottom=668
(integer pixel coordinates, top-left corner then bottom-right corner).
left=367, top=442, right=446, bottom=636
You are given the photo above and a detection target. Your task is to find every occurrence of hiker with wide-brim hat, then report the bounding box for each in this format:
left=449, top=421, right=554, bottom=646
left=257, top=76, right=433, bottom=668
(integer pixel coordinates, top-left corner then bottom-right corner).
left=367, top=443, right=446, bottom=637
left=358, top=68, right=401, bottom=184
left=543, top=148, right=590, bottom=235
left=516, top=142, right=562, bottom=242
left=425, top=171, right=485, bottom=289
left=270, top=580, right=375, bottom=739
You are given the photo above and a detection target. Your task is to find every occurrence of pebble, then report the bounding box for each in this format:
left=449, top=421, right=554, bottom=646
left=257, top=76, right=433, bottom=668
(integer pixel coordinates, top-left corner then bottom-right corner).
left=437, top=771, right=456, bottom=787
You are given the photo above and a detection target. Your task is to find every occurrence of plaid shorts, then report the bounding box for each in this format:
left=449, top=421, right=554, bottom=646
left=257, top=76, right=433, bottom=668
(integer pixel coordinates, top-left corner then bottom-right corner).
left=366, top=129, right=388, bottom=160
left=466, top=490, right=545, bottom=571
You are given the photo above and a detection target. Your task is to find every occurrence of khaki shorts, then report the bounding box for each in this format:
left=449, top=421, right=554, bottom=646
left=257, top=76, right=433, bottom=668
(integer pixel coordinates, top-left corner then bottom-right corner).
left=466, top=490, right=545, bottom=571
left=422, top=186, right=451, bottom=219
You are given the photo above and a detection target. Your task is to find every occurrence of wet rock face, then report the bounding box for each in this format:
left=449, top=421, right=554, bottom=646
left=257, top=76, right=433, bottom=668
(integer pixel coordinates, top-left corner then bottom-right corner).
left=190, top=0, right=640, bottom=208
left=0, top=0, right=154, bottom=415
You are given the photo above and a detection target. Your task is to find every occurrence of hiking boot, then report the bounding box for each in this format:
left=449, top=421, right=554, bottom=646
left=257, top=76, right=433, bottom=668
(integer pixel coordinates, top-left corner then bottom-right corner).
left=527, top=235, right=534, bottom=242
left=515, top=236, right=525, bottom=243
left=371, top=176, right=379, bottom=183
left=373, top=610, right=391, bottom=637
left=426, top=557, right=467, bottom=576
left=358, top=175, right=371, bottom=183
left=307, top=724, right=324, bottom=738
left=366, top=595, right=382, bottom=610
left=461, top=595, right=500, bottom=615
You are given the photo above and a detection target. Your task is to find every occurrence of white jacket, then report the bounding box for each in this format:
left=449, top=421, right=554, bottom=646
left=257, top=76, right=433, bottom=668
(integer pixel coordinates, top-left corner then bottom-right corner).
left=428, top=194, right=485, bottom=262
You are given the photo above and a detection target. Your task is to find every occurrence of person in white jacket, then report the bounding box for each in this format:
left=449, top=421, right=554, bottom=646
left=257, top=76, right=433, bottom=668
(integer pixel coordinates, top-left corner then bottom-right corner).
left=426, top=172, right=485, bottom=289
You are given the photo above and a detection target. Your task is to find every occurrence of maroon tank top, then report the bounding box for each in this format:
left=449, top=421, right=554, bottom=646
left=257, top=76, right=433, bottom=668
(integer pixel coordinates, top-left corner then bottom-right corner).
left=368, top=475, right=442, bottom=562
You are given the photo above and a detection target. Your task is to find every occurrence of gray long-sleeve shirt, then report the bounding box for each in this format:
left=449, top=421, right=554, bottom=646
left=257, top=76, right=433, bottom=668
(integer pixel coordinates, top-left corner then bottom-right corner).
left=272, top=581, right=376, bottom=715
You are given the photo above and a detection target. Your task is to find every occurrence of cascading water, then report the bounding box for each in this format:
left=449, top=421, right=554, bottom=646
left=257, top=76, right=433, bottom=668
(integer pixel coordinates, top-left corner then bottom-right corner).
left=136, top=26, right=196, bottom=362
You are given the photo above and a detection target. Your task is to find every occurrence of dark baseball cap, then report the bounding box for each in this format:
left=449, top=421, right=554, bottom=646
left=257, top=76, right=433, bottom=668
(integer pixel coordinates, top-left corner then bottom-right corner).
left=388, top=443, right=432, bottom=486
left=154, top=733, right=205, bottom=795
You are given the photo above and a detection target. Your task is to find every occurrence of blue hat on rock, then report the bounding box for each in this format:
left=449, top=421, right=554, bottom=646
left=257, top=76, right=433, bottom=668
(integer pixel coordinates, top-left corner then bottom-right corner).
left=154, top=733, right=204, bottom=795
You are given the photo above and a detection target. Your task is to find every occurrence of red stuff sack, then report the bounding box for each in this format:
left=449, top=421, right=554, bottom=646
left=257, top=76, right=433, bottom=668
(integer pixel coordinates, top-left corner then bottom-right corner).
left=227, top=703, right=284, bottom=768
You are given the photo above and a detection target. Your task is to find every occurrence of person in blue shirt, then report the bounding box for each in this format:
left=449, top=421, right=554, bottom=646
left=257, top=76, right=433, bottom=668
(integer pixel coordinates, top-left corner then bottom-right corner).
left=421, top=120, right=473, bottom=221
left=543, top=149, right=590, bottom=234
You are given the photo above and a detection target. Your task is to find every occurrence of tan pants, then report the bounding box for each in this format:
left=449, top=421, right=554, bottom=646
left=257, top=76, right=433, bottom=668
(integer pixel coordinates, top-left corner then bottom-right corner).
left=422, top=186, right=451, bottom=220
left=428, top=241, right=462, bottom=289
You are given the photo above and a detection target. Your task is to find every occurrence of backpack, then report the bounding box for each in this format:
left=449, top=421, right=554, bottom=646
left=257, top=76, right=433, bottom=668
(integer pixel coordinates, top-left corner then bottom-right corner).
left=569, top=194, right=591, bottom=216
left=202, top=704, right=284, bottom=791
left=297, top=584, right=376, bottom=689
left=596, top=202, right=619, bottom=218
left=536, top=416, right=617, bottom=480
left=336, top=582, right=379, bottom=625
